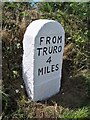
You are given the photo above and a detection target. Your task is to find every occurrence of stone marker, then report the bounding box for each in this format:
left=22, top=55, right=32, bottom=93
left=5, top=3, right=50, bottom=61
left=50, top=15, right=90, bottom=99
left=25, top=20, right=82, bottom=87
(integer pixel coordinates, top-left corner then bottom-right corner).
left=23, top=19, right=65, bottom=101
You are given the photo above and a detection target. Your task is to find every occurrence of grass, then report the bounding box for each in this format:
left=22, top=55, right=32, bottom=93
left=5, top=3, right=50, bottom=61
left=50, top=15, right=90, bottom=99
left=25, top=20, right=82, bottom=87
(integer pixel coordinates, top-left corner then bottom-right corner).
left=2, top=35, right=90, bottom=119
left=1, top=2, right=90, bottom=119
left=61, top=106, right=90, bottom=119
left=2, top=38, right=90, bottom=119
left=2, top=49, right=90, bottom=119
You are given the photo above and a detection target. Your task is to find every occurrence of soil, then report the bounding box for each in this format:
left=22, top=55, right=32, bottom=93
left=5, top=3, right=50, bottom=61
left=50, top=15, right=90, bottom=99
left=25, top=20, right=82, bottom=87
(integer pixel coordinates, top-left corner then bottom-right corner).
left=41, top=59, right=89, bottom=109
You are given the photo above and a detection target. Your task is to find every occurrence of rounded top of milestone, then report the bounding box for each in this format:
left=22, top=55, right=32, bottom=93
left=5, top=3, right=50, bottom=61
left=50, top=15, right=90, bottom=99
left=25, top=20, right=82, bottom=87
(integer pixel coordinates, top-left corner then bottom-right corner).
left=24, top=19, right=64, bottom=37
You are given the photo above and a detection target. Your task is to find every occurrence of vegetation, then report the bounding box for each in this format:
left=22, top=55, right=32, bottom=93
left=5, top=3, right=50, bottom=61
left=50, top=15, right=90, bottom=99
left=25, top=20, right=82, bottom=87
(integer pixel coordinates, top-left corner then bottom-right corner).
left=1, top=2, right=90, bottom=119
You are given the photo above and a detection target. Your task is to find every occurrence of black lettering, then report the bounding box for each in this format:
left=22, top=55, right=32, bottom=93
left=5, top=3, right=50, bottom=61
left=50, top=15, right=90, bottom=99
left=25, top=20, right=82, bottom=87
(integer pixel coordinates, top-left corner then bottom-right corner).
left=44, top=66, right=47, bottom=74
left=43, top=47, right=47, bottom=55
left=52, top=36, right=56, bottom=44
left=56, top=64, right=59, bottom=71
left=46, top=56, right=52, bottom=64
left=57, top=36, right=62, bottom=43
left=40, top=37, right=44, bottom=45
left=38, top=67, right=43, bottom=76
left=37, top=48, right=42, bottom=56
left=48, top=46, right=53, bottom=54
left=51, top=65, right=55, bottom=72
left=46, top=36, right=51, bottom=44
left=58, top=46, right=62, bottom=52
left=47, top=66, right=50, bottom=73
left=53, top=46, right=57, bottom=53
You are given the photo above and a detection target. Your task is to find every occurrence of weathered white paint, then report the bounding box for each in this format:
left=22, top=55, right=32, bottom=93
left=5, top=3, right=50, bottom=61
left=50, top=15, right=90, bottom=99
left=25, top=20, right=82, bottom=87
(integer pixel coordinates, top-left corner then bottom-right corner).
left=23, top=19, right=65, bottom=101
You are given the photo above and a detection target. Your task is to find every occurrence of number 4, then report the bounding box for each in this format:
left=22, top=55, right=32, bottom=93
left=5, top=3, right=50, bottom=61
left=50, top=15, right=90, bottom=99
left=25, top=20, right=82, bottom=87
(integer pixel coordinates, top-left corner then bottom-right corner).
left=46, top=56, right=52, bottom=64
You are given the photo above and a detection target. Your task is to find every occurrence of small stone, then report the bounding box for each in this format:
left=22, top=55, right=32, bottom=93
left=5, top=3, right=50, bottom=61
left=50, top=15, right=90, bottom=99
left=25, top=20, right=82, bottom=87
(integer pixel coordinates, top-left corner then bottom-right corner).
left=21, top=85, right=24, bottom=89
left=15, top=89, right=19, bottom=93
left=62, top=92, right=64, bottom=95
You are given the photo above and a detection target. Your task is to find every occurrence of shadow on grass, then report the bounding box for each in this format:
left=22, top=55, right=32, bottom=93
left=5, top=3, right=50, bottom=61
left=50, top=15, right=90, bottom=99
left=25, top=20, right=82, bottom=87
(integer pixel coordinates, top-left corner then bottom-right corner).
left=41, top=59, right=90, bottom=109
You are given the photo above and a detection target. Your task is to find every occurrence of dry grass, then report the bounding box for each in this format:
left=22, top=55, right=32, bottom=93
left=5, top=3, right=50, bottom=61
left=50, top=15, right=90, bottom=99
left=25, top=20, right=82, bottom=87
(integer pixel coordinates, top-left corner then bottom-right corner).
left=2, top=3, right=90, bottom=119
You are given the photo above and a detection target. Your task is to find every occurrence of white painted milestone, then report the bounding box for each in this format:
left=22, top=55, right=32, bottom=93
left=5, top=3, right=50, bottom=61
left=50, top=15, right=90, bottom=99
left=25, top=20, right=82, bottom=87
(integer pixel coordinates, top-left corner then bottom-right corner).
left=22, top=19, right=65, bottom=101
